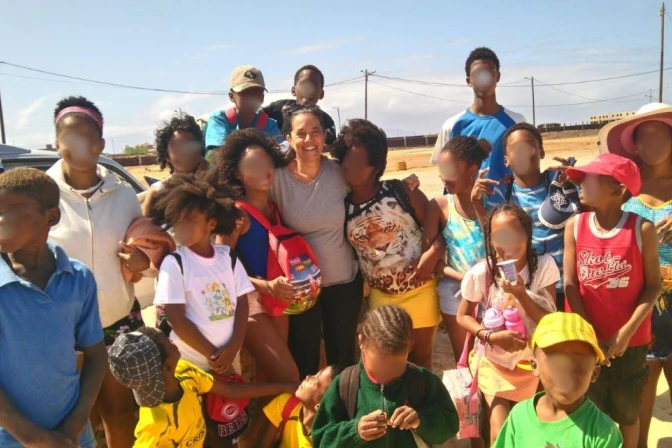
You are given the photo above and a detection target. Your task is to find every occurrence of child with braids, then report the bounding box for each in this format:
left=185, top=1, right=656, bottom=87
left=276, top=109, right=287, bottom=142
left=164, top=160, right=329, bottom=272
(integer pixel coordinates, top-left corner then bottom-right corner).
left=422, top=135, right=490, bottom=364
left=149, top=175, right=256, bottom=447
left=312, top=305, right=458, bottom=448
left=456, top=203, right=559, bottom=443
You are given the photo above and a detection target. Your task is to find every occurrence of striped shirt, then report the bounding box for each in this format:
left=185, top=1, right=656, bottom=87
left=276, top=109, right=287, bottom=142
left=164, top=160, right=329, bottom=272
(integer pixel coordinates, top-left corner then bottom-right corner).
left=487, top=180, right=565, bottom=291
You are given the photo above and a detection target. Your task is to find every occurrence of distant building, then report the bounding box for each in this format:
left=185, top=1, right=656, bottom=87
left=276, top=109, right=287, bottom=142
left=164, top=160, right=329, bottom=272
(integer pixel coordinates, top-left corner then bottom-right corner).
left=538, top=123, right=561, bottom=131
left=590, top=111, right=636, bottom=125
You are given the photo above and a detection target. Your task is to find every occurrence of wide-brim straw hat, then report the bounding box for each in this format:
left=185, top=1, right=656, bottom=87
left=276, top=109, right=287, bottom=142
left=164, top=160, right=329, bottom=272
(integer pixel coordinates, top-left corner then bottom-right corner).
left=597, top=102, right=672, bottom=162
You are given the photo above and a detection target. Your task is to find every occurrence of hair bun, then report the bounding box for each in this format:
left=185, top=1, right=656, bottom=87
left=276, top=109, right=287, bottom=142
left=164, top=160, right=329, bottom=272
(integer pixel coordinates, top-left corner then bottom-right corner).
left=477, top=139, right=492, bottom=156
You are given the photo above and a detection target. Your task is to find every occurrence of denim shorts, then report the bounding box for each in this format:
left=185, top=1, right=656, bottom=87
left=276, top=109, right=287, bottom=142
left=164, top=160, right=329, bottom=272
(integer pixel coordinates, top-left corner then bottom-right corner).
left=587, top=345, right=650, bottom=425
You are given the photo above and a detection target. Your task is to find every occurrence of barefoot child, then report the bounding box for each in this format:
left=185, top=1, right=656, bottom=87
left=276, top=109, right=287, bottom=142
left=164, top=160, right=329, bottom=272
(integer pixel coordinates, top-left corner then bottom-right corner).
left=564, top=153, right=660, bottom=448
left=109, top=328, right=297, bottom=447
left=312, top=305, right=458, bottom=447
left=423, top=135, right=489, bottom=364
left=149, top=175, right=255, bottom=447
left=456, top=203, right=559, bottom=443
left=600, top=103, right=672, bottom=446
left=0, top=168, right=107, bottom=447
left=336, top=119, right=441, bottom=369
left=240, top=366, right=341, bottom=448
left=493, top=312, right=622, bottom=447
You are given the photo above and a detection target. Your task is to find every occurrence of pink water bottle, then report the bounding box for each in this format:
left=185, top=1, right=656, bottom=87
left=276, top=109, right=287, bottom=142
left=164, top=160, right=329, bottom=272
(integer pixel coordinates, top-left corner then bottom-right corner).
left=503, top=306, right=527, bottom=338
left=483, top=308, right=506, bottom=332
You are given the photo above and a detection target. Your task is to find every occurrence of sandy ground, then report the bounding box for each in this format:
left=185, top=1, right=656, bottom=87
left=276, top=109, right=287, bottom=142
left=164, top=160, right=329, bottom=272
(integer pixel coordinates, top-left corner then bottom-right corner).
left=135, top=136, right=671, bottom=447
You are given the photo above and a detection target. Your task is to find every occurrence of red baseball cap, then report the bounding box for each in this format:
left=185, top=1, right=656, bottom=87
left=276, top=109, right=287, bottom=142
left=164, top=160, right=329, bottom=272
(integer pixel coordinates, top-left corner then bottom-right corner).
left=565, top=153, right=642, bottom=196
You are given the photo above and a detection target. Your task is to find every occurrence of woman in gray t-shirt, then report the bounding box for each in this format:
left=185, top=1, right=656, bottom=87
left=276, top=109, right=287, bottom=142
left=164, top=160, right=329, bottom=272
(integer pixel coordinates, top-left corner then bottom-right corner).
left=270, top=106, right=363, bottom=377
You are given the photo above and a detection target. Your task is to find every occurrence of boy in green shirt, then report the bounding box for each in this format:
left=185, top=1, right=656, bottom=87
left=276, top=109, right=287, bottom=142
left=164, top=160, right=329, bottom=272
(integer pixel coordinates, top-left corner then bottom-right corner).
left=493, top=312, right=623, bottom=448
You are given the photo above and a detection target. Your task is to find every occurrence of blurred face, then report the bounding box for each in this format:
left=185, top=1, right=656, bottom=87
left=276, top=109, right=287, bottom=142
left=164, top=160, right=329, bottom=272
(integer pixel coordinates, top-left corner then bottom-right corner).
left=635, top=120, right=672, bottom=166
left=360, top=335, right=411, bottom=385
left=533, top=342, right=599, bottom=406
left=577, top=174, right=624, bottom=207
left=167, top=131, right=203, bottom=174
left=172, top=209, right=216, bottom=247
left=231, top=87, right=265, bottom=116
left=292, top=70, right=324, bottom=106
left=438, top=150, right=480, bottom=194
left=341, top=144, right=379, bottom=188
left=505, top=130, right=544, bottom=176
left=236, top=146, right=274, bottom=193
left=0, top=191, right=59, bottom=254
left=490, top=211, right=528, bottom=262
left=295, top=366, right=336, bottom=407
left=55, top=115, right=105, bottom=172
left=467, top=60, right=500, bottom=97
left=288, top=113, right=325, bottom=163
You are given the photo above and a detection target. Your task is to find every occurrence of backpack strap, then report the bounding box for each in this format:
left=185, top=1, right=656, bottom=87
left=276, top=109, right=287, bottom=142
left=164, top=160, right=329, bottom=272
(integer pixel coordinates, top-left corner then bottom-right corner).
left=225, top=108, right=238, bottom=127
left=386, top=180, right=420, bottom=226
left=236, top=201, right=273, bottom=230
left=256, top=110, right=269, bottom=130
left=167, top=253, right=183, bottom=275
left=278, top=395, right=302, bottom=437
left=230, top=248, right=238, bottom=271
left=505, top=181, right=514, bottom=202
left=403, top=364, right=427, bottom=408
left=338, top=365, right=361, bottom=420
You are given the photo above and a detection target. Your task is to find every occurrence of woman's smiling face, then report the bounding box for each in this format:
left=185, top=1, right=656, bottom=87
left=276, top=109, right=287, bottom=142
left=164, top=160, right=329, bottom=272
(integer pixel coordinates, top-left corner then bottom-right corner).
left=288, top=112, right=325, bottom=163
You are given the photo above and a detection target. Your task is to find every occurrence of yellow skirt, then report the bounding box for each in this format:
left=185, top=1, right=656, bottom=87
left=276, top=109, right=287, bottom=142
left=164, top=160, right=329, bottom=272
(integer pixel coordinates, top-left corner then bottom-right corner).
left=368, top=279, right=441, bottom=329
left=469, top=351, right=539, bottom=405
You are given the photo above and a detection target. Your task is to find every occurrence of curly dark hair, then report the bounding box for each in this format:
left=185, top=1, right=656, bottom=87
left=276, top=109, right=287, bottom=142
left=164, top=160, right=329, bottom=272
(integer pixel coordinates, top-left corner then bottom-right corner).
left=358, top=305, right=413, bottom=355
left=207, top=128, right=288, bottom=197
left=294, top=65, right=325, bottom=87
left=282, top=105, right=325, bottom=135
left=148, top=173, right=241, bottom=235
left=0, top=167, right=60, bottom=210
left=155, top=112, right=204, bottom=174
left=465, top=47, right=500, bottom=76
left=484, top=203, right=537, bottom=289
left=54, top=96, right=104, bottom=137
left=502, top=122, right=543, bottom=154
left=331, top=119, right=388, bottom=180
left=441, top=135, right=491, bottom=167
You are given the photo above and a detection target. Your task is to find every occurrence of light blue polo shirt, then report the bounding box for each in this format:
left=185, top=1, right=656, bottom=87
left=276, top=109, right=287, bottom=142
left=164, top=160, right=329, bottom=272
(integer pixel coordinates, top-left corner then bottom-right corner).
left=0, top=243, right=103, bottom=446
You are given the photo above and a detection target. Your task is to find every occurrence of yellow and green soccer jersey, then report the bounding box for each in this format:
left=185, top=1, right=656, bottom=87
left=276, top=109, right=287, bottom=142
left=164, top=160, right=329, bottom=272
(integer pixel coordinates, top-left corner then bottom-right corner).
left=134, top=360, right=214, bottom=448
left=263, top=393, right=312, bottom=448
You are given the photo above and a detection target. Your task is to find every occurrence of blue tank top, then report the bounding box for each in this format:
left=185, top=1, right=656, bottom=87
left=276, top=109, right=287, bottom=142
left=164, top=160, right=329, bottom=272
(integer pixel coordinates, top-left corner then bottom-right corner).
left=236, top=214, right=269, bottom=278
left=441, top=195, right=485, bottom=273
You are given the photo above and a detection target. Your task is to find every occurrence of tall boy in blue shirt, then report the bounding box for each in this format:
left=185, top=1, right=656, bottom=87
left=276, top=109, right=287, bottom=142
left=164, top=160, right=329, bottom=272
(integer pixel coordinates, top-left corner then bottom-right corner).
left=0, top=168, right=106, bottom=448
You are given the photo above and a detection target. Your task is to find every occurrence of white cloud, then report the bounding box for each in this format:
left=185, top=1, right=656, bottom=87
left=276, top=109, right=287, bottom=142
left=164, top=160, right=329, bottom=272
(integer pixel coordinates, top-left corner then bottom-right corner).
left=13, top=96, right=48, bottom=131
left=286, top=39, right=354, bottom=56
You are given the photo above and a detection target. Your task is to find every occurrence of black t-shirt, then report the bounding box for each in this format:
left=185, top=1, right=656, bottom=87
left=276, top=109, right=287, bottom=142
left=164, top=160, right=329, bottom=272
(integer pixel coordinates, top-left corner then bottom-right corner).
left=263, top=99, right=337, bottom=145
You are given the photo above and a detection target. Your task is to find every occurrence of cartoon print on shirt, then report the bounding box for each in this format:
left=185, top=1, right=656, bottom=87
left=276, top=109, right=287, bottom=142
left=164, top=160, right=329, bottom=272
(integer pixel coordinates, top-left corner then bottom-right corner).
left=201, top=282, right=235, bottom=321
left=577, top=250, right=632, bottom=289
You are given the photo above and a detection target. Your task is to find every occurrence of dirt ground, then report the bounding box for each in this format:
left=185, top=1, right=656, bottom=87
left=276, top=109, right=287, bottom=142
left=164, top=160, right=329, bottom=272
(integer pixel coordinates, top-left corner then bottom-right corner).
left=135, top=135, right=671, bottom=447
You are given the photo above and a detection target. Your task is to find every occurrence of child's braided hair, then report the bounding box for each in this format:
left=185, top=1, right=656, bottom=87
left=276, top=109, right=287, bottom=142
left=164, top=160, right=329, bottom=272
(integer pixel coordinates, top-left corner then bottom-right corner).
left=358, top=305, right=413, bottom=355
left=484, top=203, right=538, bottom=289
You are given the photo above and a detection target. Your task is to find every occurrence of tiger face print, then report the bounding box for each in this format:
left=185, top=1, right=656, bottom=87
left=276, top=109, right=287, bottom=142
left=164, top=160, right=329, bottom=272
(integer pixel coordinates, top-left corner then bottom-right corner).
left=347, top=199, right=424, bottom=295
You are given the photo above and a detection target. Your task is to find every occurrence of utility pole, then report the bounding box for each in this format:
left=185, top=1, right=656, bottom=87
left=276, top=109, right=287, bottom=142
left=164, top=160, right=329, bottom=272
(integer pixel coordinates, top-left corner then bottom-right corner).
left=333, top=107, right=342, bottom=133
left=647, top=89, right=654, bottom=102
left=360, top=69, right=375, bottom=119
left=525, top=76, right=536, bottom=126
left=0, top=87, right=5, bottom=144
left=661, top=2, right=666, bottom=103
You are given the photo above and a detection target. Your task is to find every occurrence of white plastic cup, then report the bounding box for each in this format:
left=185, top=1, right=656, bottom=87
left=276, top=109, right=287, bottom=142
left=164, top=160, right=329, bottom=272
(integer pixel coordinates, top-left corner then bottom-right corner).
left=497, top=260, right=518, bottom=283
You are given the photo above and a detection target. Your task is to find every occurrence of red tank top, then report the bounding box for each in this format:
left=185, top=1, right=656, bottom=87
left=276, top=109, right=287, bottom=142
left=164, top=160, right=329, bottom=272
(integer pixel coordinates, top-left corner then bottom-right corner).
left=573, top=212, right=650, bottom=346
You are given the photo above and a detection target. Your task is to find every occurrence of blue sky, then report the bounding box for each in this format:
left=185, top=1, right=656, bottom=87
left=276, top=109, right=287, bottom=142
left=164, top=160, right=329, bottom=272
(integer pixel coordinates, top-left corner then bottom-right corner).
left=1, top=0, right=670, bottom=151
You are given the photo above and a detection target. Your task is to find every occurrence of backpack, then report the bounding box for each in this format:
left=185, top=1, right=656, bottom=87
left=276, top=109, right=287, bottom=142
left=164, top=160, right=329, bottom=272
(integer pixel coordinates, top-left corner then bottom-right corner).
left=274, top=395, right=302, bottom=447
left=225, top=107, right=269, bottom=130
left=156, top=249, right=238, bottom=337
left=236, top=201, right=321, bottom=317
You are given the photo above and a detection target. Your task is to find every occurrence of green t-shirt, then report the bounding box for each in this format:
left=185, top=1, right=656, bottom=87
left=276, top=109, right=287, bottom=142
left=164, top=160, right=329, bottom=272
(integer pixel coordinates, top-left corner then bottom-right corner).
left=492, top=393, right=622, bottom=448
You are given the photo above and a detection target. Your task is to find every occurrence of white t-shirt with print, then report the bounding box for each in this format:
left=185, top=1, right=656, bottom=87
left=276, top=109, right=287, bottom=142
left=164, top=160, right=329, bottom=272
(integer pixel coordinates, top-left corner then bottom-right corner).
left=461, top=253, right=560, bottom=369
left=154, top=244, right=255, bottom=370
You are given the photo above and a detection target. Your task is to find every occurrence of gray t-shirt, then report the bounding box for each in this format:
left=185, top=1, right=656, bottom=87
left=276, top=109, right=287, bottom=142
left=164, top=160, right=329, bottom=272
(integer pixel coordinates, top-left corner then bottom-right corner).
left=270, top=158, right=358, bottom=287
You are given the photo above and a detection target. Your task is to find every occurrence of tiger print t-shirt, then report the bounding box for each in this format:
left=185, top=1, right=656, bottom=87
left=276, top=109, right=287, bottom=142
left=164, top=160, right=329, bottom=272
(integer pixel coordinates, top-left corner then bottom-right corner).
left=346, top=181, right=425, bottom=295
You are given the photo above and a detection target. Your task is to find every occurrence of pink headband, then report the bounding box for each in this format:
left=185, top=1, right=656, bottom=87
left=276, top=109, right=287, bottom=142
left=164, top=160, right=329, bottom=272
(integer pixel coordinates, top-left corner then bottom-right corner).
left=54, top=106, right=103, bottom=132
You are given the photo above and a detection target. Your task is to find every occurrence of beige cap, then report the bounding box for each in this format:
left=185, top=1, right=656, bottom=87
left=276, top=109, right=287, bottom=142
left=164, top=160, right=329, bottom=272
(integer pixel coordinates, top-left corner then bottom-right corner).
left=229, top=65, right=267, bottom=93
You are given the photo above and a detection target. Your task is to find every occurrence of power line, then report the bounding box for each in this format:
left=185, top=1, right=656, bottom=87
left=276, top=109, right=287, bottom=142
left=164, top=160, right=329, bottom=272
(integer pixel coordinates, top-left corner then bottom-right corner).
left=367, top=79, right=468, bottom=103
left=372, top=67, right=672, bottom=88
left=0, top=61, right=363, bottom=95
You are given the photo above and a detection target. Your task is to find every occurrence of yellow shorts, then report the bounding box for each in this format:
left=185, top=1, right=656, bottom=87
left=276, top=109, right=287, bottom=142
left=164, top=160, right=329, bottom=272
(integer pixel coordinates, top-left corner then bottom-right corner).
left=368, top=279, right=441, bottom=329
